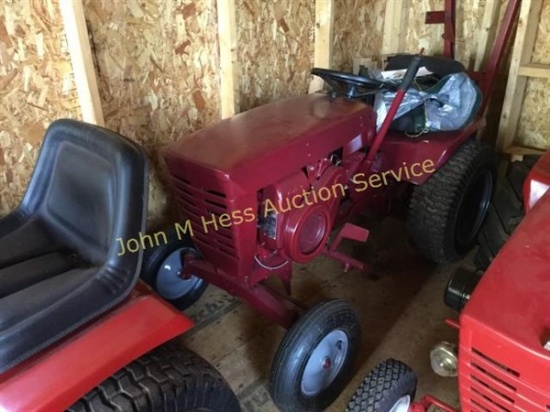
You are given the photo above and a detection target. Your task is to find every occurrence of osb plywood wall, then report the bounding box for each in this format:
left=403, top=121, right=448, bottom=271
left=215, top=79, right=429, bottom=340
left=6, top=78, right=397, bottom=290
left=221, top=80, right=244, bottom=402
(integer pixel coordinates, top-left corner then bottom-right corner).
left=235, top=1, right=314, bottom=111
left=0, top=0, right=80, bottom=214
left=332, top=0, right=385, bottom=72
left=405, top=0, right=489, bottom=67
left=1, top=0, right=549, bottom=220
left=84, top=0, right=222, bottom=223
left=518, top=0, right=550, bottom=149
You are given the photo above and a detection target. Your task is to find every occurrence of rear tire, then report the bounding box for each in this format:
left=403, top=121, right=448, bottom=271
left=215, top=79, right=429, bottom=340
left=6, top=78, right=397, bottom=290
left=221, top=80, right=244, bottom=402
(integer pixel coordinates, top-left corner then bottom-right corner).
left=346, top=359, right=417, bottom=412
left=408, top=139, right=496, bottom=263
left=68, top=343, right=240, bottom=412
left=270, top=300, right=361, bottom=412
left=445, top=156, right=539, bottom=311
left=473, top=158, right=537, bottom=269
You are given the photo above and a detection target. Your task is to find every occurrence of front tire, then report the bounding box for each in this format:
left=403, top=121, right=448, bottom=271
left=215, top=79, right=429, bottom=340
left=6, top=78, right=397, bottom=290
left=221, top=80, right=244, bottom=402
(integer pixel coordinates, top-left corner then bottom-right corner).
left=408, top=139, right=496, bottom=263
left=346, top=359, right=417, bottom=412
left=68, top=343, right=240, bottom=412
left=270, top=299, right=361, bottom=412
left=141, top=226, right=207, bottom=311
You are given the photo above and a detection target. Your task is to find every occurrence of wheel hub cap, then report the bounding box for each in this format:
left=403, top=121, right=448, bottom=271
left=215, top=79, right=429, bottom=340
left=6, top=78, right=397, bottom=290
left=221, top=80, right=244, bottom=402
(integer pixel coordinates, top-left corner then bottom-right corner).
left=390, top=395, right=411, bottom=412
left=156, top=248, right=202, bottom=300
left=301, top=330, right=349, bottom=397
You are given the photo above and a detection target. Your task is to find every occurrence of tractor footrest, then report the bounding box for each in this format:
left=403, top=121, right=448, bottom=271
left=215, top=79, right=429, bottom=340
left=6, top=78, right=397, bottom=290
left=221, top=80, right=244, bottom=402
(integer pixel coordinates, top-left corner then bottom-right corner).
left=324, top=223, right=369, bottom=272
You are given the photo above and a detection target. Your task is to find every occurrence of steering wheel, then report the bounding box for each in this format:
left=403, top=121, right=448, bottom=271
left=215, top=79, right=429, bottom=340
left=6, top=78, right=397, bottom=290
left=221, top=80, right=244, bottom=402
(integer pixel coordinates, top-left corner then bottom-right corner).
left=311, top=68, right=398, bottom=100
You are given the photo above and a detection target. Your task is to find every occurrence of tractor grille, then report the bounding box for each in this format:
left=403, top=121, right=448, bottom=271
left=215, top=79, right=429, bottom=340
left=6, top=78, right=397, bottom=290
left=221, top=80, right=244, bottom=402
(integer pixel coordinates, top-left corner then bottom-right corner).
left=460, top=343, right=550, bottom=411
left=171, top=176, right=238, bottom=259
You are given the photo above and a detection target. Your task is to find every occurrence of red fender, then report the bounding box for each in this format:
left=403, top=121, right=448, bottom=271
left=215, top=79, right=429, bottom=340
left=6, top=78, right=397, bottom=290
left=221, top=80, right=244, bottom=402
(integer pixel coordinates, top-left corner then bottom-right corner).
left=377, top=118, right=486, bottom=185
left=0, top=282, right=194, bottom=412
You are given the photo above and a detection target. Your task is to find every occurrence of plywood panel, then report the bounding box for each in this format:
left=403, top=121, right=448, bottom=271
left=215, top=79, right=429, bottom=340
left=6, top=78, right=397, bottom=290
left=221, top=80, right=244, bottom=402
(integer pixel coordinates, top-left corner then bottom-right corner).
left=404, top=0, right=444, bottom=56
left=236, top=0, right=315, bottom=111
left=0, top=0, right=80, bottom=215
left=516, top=0, right=550, bottom=149
left=84, top=0, right=222, bottom=223
left=332, top=0, right=385, bottom=72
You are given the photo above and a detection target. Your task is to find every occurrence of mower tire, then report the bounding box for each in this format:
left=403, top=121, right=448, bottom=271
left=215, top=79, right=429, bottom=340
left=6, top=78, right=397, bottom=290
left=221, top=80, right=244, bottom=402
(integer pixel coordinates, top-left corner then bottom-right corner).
left=474, top=156, right=538, bottom=269
left=68, top=342, right=240, bottom=412
left=408, top=139, right=496, bottom=263
left=346, top=359, right=417, bottom=412
left=141, top=226, right=207, bottom=311
left=444, top=156, right=539, bottom=311
left=270, top=299, right=361, bottom=412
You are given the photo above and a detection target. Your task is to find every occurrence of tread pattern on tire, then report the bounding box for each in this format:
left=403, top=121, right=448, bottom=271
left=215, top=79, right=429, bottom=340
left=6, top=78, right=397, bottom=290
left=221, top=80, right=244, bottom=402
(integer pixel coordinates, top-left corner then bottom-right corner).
left=473, top=157, right=537, bottom=270
left=407, top=139, right=496, bottom=264
left=68, top=343, right=240, bottom=412
left=270, top=299, right=361, bottom=412
left=346, top=359, right=417, bottom=412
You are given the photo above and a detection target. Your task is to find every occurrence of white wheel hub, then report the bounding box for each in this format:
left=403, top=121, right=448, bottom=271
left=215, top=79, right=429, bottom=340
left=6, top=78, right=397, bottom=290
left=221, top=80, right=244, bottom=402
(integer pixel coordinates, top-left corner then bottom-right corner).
left=389, top=395, right=411, bottom=412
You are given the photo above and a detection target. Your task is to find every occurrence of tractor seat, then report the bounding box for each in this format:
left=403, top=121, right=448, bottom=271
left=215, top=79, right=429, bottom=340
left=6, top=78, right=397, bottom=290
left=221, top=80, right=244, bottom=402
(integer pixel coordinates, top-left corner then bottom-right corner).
left=385, top=54, right=465, bottom=80
left=0, top=120, right=148, bottom=373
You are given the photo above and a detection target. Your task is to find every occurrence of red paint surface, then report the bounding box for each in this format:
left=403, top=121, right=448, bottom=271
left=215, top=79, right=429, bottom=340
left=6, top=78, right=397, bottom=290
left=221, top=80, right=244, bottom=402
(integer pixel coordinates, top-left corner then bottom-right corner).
left=0, top=282, right=194, bottom=412
left=457, top=174, right=550, bottom=410
left=525, top=150, right=550, bottom=212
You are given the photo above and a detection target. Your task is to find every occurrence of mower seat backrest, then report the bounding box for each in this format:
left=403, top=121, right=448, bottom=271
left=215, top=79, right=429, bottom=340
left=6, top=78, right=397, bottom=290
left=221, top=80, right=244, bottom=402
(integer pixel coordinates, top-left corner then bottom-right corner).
left=385, top=54, right=465, bottom=79
left=0, top=119, right=148, bottom=373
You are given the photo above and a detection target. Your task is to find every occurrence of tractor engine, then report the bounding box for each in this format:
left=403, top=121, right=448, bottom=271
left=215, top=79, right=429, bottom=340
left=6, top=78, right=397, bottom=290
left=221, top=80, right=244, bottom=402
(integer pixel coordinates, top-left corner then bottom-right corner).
left=163, top=93, right=374, bottom=283
left=257, top=158, right=347, bottom=266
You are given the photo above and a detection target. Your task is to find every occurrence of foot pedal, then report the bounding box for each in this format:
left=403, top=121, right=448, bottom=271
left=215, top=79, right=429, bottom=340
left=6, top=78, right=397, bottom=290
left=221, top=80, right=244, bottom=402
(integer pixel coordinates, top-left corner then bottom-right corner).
left=324, top=223, right=369, bottom=272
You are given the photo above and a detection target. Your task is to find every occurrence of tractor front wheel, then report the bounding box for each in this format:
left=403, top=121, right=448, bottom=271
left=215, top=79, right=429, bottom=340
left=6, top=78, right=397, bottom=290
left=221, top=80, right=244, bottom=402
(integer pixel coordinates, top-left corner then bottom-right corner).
left=68, top=343, right=240, bottom=412
left=407, top=139, right=496, bottom=263
left=270, top=299, right=361, bottom=412
left=141, top=226, right=207, bottom=311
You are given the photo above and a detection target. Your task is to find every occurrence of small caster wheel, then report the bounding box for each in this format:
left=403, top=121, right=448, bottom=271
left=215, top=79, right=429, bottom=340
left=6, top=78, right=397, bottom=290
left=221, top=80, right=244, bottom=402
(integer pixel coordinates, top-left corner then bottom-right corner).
left=141, top=226, right=207, bottom=310
left=346, top=359, right=417, bottom=412
left=270, top=299, right=361, bottom=412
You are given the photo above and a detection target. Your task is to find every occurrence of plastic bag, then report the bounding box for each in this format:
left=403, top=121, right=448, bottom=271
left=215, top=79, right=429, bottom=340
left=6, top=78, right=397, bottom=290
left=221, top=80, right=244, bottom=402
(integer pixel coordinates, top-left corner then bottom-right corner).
left=374, top=72, right=481, bottom=133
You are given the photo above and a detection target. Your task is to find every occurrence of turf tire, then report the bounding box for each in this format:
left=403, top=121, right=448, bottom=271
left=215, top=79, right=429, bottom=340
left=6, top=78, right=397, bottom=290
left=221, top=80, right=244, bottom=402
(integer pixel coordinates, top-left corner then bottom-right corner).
left=68, top=343, right=240, bottom=412
left=346, top=359, right=417, bottom=412
left=408, top=139, right=496, bottom=263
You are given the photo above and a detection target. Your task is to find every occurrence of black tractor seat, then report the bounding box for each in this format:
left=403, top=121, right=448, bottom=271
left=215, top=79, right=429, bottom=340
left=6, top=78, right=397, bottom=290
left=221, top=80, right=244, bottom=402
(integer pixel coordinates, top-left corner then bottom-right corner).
left=0, top=119, right=148, bottom=373
left=385, top=54, right=465, bottom=81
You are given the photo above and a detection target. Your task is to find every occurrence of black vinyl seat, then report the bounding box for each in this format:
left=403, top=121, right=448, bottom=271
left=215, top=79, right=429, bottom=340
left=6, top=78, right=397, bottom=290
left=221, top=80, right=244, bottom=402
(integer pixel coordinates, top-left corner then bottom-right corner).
left=385, top=54, right=465, bottom=79
left=0, top=119, right=148, bottom=373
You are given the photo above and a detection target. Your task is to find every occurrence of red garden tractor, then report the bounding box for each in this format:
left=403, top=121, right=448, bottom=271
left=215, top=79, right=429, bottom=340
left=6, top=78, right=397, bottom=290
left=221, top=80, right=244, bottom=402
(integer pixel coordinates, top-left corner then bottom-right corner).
left=138, top=1, right=520, bottom=411
left=346, top=149, right=550, bottom=412
left=0, top=121, right=239, bottom=412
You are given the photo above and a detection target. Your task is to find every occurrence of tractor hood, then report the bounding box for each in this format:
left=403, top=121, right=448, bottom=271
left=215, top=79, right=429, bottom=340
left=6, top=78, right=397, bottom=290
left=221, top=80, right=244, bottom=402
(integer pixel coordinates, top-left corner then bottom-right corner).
left=164, top=94, right=374, bottom=197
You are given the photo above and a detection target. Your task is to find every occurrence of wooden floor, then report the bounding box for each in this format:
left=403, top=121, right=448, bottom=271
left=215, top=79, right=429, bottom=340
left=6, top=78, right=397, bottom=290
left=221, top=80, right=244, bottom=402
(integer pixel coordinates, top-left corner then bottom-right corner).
left=175, top=213, right=462, bottom=411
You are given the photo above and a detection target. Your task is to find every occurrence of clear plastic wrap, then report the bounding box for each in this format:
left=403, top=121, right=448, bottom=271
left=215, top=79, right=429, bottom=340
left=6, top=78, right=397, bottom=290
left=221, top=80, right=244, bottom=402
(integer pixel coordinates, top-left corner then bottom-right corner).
left=374, top=72, right=481, bottom=133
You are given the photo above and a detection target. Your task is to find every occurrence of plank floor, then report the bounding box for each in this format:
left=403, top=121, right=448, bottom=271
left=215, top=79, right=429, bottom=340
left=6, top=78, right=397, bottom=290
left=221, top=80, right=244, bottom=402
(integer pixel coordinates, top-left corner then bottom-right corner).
left=174, top=213, right=462, bottom=411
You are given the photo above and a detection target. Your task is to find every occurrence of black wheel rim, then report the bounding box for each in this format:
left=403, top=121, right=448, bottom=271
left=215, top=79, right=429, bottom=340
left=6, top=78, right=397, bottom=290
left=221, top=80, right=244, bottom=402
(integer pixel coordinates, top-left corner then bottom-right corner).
left=454, top=169, right=493, bottom=249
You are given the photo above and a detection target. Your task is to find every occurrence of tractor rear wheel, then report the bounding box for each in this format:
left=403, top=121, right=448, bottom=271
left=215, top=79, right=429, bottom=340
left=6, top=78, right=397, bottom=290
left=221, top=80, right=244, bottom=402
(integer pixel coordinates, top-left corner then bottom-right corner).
left=445, top=156, right=539, bottom=311
left=346, top=359, right=417, bottom=412
left=270, top=299, right=361, bottom=412
left=68, top=342, right=240, bottom=412
left=141, top=226, right=207, bottom=311
left=407, top=139, right=496, bottom=263
left=474, top=156, right=538, bottom=269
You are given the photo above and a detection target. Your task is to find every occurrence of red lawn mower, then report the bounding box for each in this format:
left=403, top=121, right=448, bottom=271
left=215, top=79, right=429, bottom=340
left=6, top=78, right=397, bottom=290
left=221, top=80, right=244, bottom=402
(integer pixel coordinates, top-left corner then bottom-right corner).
left=0, top=121, right=239, bottom=412
left=142, top=2, right=519, bottom=411
left=346, top=148, right=550, bottom=412
left=0, top=2, right=518, bottom=412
